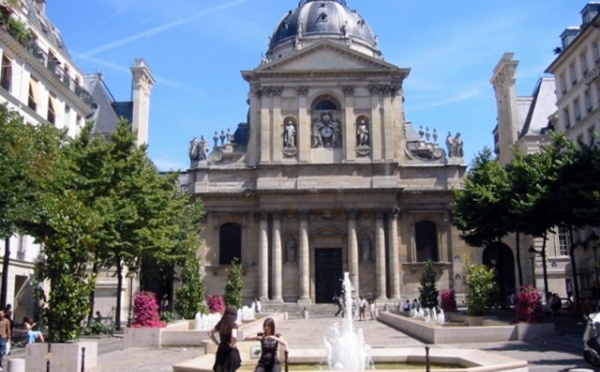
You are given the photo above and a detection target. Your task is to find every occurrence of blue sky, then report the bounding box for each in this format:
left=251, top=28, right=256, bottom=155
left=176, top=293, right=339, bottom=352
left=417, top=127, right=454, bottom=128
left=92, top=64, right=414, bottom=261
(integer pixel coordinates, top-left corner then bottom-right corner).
left=47, top=0, right=582, bottom=171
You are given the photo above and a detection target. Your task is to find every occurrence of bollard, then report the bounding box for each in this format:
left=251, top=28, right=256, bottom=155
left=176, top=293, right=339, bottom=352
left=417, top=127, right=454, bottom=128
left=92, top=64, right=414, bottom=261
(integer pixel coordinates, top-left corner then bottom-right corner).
left=425, top=345, right=430, bottom=372
left=81, top=346, right=86, bottom=372
left=302, top=308, right=309, bottom=319
left=7, top=358, right=25, bottom=372
left=46, top=343, right=52, bottom=372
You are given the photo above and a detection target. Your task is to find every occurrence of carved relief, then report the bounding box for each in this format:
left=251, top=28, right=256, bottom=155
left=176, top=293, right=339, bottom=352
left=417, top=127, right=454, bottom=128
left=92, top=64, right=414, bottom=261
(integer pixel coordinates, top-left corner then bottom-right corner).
left=342, top=85, right=355, bottom=96
left=368, top=84, right=399, bottom=96
left=297, top=86, right=309, bottom=96
left=311, top=112, right=342, bottom=149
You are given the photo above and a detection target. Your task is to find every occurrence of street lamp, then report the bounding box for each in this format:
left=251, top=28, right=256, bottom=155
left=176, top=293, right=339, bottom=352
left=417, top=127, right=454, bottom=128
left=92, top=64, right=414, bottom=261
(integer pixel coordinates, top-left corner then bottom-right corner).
left=589, top=231, right=600, bottom=283
left=528, top=245, right=537, bottom=285
left=126, top=271, right=137, bottom=327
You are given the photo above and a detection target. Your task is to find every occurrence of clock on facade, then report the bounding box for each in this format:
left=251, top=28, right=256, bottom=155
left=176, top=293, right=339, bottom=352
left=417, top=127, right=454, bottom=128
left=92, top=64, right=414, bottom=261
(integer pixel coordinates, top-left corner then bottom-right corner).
left=320, top=126, right=333, bottom=138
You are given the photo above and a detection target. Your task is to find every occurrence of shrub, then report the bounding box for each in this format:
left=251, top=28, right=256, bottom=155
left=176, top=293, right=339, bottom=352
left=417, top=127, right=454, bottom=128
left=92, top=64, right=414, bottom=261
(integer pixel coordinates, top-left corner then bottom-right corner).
left=130, top=291, right=166, bottom=328
left=464, top=256, right=497, bottom=316
left=174, top=256, right=208, bottom=319
left=418, top=259, right=439, bottom=309
left=224, top=257, right=243, bottom=308
left=207, top=294, right=225, bottom=314
left=514, top=286, right=545, bottom=323
left=440, top=289, right=458, bottom=312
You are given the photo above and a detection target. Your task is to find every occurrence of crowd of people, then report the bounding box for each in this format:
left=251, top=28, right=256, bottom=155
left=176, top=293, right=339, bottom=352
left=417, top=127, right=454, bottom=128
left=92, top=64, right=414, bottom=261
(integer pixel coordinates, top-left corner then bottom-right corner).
left=331, top=292, right=379, bottom=321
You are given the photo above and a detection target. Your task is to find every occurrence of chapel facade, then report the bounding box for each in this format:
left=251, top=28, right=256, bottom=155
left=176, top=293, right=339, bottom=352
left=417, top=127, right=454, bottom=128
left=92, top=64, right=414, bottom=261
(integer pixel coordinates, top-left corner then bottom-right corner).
left=187, top=0, right=470, bottom=306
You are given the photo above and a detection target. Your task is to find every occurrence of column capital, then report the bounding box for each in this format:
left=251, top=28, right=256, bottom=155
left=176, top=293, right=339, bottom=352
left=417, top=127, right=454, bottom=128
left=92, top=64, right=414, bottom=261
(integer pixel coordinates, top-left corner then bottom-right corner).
left=346, top=209, right=358, bottom=219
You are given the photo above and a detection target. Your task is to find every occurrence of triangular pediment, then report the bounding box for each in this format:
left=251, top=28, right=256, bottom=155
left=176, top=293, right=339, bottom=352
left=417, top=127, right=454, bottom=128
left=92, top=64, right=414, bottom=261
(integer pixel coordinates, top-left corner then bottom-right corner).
left=255, top=40, right=401, bottom=73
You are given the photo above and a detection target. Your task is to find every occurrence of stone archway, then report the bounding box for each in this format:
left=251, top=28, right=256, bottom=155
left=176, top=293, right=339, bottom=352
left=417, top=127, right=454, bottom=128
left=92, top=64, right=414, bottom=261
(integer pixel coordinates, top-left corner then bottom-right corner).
left=483, top=242, right=516, bottom=306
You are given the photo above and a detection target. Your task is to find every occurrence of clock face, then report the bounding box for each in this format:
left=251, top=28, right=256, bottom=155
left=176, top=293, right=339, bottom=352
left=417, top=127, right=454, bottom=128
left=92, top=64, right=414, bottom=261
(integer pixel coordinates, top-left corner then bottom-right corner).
left=320, top=126, right=333, bottom=138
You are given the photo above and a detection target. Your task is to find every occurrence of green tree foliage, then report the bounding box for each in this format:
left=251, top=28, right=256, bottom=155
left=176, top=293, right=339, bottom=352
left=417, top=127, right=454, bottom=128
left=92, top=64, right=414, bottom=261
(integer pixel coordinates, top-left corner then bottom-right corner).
left=452, top=147, right=511, bottom=248
left=224, top=258, right=243, bottom=309
left=418, top=259, right=439, bottom=309
left=174, top=200, right=208, bottom=319
left=464, top=256, right=497, bottom=316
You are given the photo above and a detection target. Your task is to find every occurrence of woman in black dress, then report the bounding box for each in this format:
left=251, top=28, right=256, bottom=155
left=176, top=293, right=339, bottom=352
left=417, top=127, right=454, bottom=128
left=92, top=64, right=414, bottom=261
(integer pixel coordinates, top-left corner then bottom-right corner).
left=247, top=317, right=288, bottom=372
left=208, top=305, right=241, bottom=372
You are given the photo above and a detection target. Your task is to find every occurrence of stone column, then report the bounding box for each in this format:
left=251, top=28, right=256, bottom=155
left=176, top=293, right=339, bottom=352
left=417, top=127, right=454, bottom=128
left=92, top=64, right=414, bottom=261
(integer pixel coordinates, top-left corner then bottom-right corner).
left=258, top=212, right=269, bottom=301
left=297, top=86, right=310, bottom=163
left=388, top=211, right=401, bottom=300
left=375, top=211, right=387, bottom=300
left=259, top=87, right=272, bottom=163
left=298, top=211, right=311, bottom=302
left=272, top=211, right=283, bottom=302
left=343, top=85, right=356, bottom=161
left=347, top=210, right=359, bottom=292
left=271, top=87, right=284, bottom=163
left=369, top=86, right=382, bottom=160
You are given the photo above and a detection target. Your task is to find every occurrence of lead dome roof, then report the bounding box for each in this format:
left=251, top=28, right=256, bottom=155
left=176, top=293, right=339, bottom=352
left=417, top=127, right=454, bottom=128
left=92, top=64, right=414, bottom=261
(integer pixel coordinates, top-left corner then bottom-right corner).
left=267, top=0, right=381, bottom=60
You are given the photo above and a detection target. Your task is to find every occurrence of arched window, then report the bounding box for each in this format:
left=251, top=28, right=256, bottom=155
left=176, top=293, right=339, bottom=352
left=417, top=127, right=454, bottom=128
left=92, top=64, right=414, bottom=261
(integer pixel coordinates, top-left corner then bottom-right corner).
left=314, top=99, right=338, bottom=111
left=219, top=223, right=242, bottom=265
left=415, top=220, right=438, bottom=262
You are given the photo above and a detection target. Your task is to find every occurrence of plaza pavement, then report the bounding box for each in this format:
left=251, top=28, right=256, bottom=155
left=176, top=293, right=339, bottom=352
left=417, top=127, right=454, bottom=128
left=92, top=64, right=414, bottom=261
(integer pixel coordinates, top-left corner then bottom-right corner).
left=5, top=310, right=594, bottom=372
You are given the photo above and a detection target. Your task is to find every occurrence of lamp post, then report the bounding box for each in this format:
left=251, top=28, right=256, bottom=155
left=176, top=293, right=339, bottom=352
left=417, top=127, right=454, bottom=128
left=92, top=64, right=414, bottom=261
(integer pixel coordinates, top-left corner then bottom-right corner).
left=589, top=231, right=599, bottom=283
left=528, top=245, right=536, bottom=286
left=126, top=271, right=137, bottom=327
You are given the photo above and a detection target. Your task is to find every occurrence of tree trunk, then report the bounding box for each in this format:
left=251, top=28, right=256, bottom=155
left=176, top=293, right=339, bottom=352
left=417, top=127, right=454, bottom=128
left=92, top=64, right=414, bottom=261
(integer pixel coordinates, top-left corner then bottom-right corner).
left=516, top=232, right=523, bottom=287
left=0, top=236, right=10, bottom=308
left=115, top=260, right=123, bottom=330
left=87, top=258, right=99, bottom=327
left=568, top=226, right=580, bottom=305
left=541, top=233, right=550, bottom=302
left=498, top=236, right=506, bottom=307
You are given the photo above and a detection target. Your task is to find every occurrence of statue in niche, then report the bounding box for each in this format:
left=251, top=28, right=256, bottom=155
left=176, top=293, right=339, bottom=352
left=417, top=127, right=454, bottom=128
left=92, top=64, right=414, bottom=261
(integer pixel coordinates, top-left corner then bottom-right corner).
left=356, top=119, right=369, bottom=147
left=283, top=120, right=296, bottom=148
left=360, top=235, right=372, bottom=263
left=311, top=119, right=323, bottom=148
left=286, top=238, right=297, bottom=263
left=311, top=112, right=342, bottom=149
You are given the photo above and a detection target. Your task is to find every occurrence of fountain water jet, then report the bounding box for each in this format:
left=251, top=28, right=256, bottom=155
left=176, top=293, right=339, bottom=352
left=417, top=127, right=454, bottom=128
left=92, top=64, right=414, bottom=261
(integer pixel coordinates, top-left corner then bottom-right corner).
left=323, top=272, right=373, bottom=370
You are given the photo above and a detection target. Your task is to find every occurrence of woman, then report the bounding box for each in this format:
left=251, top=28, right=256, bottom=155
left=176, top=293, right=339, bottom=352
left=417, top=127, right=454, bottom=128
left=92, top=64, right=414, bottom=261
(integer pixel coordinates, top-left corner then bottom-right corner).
left=246, top=317, right=287, bottom=372
left=208, top=306, right=241, bottom=372
left=23, top=316, right=44, bottom=343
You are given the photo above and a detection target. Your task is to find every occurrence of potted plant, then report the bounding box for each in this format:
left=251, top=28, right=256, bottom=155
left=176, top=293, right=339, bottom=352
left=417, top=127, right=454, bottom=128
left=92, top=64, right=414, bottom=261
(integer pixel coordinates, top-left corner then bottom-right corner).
left=514, top=286, right=554, bottom=341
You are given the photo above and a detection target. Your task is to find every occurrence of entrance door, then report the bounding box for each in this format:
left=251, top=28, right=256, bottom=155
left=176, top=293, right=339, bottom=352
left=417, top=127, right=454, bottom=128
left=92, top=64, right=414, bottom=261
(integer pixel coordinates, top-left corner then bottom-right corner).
left=315, top=248, right=343, bottom=303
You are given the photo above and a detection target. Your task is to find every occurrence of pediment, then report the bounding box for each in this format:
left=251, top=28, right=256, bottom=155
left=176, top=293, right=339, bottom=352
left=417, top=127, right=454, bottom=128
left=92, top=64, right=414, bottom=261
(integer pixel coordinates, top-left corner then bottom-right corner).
left=255, top=40, right=400, bottom=73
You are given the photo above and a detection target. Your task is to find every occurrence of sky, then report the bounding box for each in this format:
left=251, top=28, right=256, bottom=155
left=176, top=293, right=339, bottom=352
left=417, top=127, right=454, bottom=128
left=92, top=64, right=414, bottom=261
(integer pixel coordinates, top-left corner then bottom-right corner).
left=45, top=0, right=584, bottom=172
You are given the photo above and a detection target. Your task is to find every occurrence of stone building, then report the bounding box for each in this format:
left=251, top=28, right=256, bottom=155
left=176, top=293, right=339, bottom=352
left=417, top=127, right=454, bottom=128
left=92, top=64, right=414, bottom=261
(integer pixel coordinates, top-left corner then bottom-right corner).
left=0, top=0, right=153, bottom=323
left=188, top=0, right=469, bottom=307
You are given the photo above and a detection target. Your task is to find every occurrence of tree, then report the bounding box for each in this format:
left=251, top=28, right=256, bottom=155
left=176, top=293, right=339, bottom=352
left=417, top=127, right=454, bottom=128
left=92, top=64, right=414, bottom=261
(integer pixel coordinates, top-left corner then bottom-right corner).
left=418, top=259, right=439, bottom=309
left=224, top=258, right=243, bottom=309
left=0, top=105, right=62, bottom=307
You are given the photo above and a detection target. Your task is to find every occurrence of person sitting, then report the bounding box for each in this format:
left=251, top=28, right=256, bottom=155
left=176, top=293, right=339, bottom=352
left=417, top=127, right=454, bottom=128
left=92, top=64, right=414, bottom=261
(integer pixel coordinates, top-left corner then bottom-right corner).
left=23, top=316, right=44, bottom=343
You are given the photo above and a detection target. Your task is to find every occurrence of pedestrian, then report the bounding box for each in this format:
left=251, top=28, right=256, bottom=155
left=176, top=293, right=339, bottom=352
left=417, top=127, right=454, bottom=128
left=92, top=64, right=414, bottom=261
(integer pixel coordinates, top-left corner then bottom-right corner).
left=245, top=317, right=288, bottom=372
left=359, top=296, right=367, bottom=321
left=334, top=294, right=344, bottom=317
left=23, top=316, right=44, bottom=343
left=0, top=310, right=11, bottom=371
left=208, top=305, right=241, bottom=372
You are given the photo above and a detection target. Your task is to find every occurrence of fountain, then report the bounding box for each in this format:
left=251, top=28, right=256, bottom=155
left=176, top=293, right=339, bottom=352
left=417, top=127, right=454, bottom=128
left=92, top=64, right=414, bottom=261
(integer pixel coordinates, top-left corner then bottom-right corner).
left=194, top=306, right=256, bottom=331
left=323, top=272, right=373, bottom=370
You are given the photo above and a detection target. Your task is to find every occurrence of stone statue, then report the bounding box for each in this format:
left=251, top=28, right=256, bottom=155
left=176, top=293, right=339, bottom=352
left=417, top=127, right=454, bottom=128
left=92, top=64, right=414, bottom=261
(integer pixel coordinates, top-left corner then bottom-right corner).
left=286, top=239, right=297, bottom=263
left=197, top=135, right=208, bottom=160
left=284, top=120, right=296, bottom=148
left=445, top=131, right=453, bottom=157
left=453, top=132, right=464, bottom=158
left=189, top=136, right=200, bottom=160
left=360, top=235, right=372, bottom=263
left=357, top=119, right=369, bottom=147
left=213, top=131, right=219, bottom=148
left=311, top=118, right=323, bottom=148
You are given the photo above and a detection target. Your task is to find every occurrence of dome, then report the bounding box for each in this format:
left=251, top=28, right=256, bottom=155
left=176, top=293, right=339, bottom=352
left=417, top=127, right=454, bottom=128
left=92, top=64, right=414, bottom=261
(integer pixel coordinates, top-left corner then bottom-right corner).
left=266, top=0, right=381, bottom=60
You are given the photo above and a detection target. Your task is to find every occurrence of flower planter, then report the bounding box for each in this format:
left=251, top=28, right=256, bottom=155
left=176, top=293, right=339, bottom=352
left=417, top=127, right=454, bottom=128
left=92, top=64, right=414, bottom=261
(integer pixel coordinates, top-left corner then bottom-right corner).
left=25, top=341, right=97, bottom=372
left=516, top=322, right=555, bottom=341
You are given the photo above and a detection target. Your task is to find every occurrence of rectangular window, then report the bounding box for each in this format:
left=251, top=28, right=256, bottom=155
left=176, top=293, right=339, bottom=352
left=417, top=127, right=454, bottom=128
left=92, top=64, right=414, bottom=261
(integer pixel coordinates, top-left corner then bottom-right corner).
left=0, top=55, right=11, bottom=91
left=560, top=73, right=567, bottom=93
left=47, top=94, right=56, bottom=124
left=571, top=64, right=578, bottom=86
left=589, top=126, right=596, bottom=145
left=28, top=77, right=39, bottom=111
left=581, top=52, right=589, bottom=74
left=564, top=107, right=571, bottom=129
left=585, top=90, right=593, bottom=112
left=558, top=226, right=568, bottom=256
left=594, top=42, right=600, bottom=63
left=574, top=98, right=582, bottom=121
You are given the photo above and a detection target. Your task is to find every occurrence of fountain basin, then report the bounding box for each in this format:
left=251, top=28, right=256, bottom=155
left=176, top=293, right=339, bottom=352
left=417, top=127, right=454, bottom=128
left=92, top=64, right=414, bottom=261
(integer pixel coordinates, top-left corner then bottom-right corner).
left=172, top=343, right=528, bottom=372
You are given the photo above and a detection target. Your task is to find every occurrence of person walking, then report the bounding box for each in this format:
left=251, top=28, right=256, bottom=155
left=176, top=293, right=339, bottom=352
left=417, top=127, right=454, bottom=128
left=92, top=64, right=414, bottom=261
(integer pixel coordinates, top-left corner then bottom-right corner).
left=246, top=317, right=288, bottom=372
left=0, top=310, right=11, bottom=371
left=208, top=306, right=241, bottom=372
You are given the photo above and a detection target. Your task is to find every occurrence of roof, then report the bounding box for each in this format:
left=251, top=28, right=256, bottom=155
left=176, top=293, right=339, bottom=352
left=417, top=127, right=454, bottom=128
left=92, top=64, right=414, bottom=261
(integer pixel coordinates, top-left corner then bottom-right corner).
left=84, top=73, right=133, bottom=136
left=518, top=77, right=556, bottom=138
